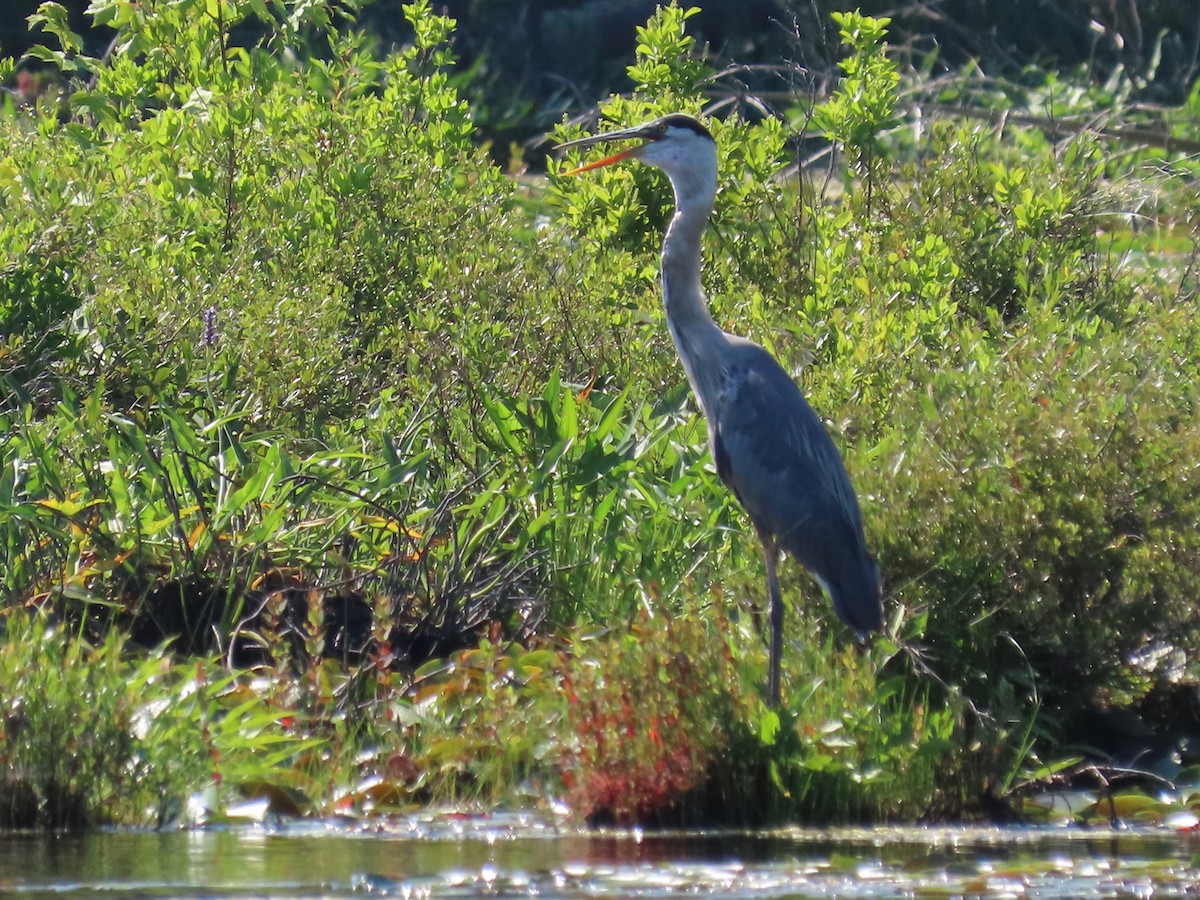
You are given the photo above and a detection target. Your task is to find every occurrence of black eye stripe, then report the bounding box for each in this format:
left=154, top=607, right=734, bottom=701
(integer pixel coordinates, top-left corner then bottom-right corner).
left=657, top=114, right=713, bottom=141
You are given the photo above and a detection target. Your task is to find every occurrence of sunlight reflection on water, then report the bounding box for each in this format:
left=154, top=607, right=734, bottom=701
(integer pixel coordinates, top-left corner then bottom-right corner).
left=0, top=817, right=1196, bottom=898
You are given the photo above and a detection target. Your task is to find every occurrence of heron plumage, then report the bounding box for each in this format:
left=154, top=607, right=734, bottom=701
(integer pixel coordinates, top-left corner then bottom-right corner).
left=556, top=114, right=883, bottom=703
left=710, top=340, right=882, bottom=635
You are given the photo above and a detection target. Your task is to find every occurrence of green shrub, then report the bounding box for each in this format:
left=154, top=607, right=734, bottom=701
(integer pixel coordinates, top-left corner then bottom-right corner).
left=875, top=303, right=1200, bottom=701
left=5, top=0, right=538, bottom=433
left=542, top=4, right=1200, bottom=811
left=1, top=0, right=1198, bottom=827
left=376, top=641, right=567, bottom=809
left=0, top=261, right=82, bottom=410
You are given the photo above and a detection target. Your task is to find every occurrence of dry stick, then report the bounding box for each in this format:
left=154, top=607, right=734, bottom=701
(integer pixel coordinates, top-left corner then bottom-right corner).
left=918, top=102, right=1200, bottom=156
left=717, top=88, right=1200, bottom=157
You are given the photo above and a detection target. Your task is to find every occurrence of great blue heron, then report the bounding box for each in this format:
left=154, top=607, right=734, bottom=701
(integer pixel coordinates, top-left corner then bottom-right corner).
left=556, top=113, right=883, bottom=705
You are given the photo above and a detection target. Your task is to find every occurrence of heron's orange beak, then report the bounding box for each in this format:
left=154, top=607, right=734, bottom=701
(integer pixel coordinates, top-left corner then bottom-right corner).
left=554, top=121, right=656, bottom=176
left=559, top=147, right=638, bottom=177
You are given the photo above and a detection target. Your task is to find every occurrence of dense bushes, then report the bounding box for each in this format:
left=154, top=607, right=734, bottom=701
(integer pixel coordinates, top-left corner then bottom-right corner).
left=1, top=0, right=1198, bottom=826
left=876, top=306, right=1200, bottom=698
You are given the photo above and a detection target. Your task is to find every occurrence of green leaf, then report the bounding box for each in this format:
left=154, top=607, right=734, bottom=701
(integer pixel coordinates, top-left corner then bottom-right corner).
left=27, top=2, right=82, bottom=54
left=759, top=709, right=781, bottom=745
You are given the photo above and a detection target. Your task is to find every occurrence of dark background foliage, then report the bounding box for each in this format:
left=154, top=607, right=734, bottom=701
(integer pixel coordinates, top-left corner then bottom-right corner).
left=5, top=0, right=1198, bottom=148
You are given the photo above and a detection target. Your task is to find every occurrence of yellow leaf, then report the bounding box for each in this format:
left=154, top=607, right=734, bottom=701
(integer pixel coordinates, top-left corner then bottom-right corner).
left=188, top=521, right=207, bottom=549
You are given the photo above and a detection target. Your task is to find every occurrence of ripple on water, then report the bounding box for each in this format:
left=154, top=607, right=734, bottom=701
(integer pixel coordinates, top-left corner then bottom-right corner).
left=0, top=820, right=1197, bottom=898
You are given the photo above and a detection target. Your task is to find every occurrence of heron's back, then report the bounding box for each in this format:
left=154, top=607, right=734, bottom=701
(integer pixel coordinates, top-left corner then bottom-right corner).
left=709, top=338, right=882, bottom=634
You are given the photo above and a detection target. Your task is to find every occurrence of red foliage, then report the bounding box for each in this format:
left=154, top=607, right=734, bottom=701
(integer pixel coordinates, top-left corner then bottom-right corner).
left=560, top=615, right=731, bottom=824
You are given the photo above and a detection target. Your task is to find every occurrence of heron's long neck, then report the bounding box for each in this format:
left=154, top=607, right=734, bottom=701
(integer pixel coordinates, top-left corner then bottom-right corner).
left=661, top=180, right=717, bottom=333
left=661, top=169, right=723, bottom=413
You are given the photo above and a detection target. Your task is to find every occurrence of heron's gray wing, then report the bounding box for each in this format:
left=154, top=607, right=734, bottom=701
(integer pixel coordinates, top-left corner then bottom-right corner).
left=710, top=342, right=864, bottom=556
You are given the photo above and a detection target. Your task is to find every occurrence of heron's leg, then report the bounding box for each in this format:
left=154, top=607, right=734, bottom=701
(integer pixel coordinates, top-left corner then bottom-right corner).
left=759, top=533, right=783, bottom=707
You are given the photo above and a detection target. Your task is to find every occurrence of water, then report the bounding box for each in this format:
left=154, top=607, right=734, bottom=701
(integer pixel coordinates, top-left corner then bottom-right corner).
left=1, top=815, right=1198, bottom=897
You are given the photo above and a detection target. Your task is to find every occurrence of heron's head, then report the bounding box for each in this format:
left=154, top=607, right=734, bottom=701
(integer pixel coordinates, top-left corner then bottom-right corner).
left=555, top=114, right=717, bottom=201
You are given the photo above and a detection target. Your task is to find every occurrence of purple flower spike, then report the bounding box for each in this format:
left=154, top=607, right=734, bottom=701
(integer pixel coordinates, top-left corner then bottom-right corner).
left=201, top=306, right=218, bottom=348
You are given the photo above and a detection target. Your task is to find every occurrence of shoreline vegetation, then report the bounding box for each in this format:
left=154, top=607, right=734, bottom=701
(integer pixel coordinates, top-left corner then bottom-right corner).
left=2, top=1, right=1199, bottom=829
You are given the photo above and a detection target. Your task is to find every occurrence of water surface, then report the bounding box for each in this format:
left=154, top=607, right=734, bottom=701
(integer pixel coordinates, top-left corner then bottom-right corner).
left=1, top=816, right=1197, bottom=897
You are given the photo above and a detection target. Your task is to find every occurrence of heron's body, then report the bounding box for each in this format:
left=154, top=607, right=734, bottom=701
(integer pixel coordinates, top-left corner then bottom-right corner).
left=558, top=114, right=882, bottom=704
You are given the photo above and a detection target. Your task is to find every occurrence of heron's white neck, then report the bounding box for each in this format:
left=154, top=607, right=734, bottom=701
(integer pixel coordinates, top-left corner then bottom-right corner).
left=660, top=165, right=718, bottom=330
left=658, top=159, right=724, bottom=413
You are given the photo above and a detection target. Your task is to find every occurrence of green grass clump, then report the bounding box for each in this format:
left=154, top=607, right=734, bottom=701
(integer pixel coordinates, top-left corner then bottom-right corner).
left=0, top=614, right=145, bottom=828
left=0, top=612, right=308, bottom=827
